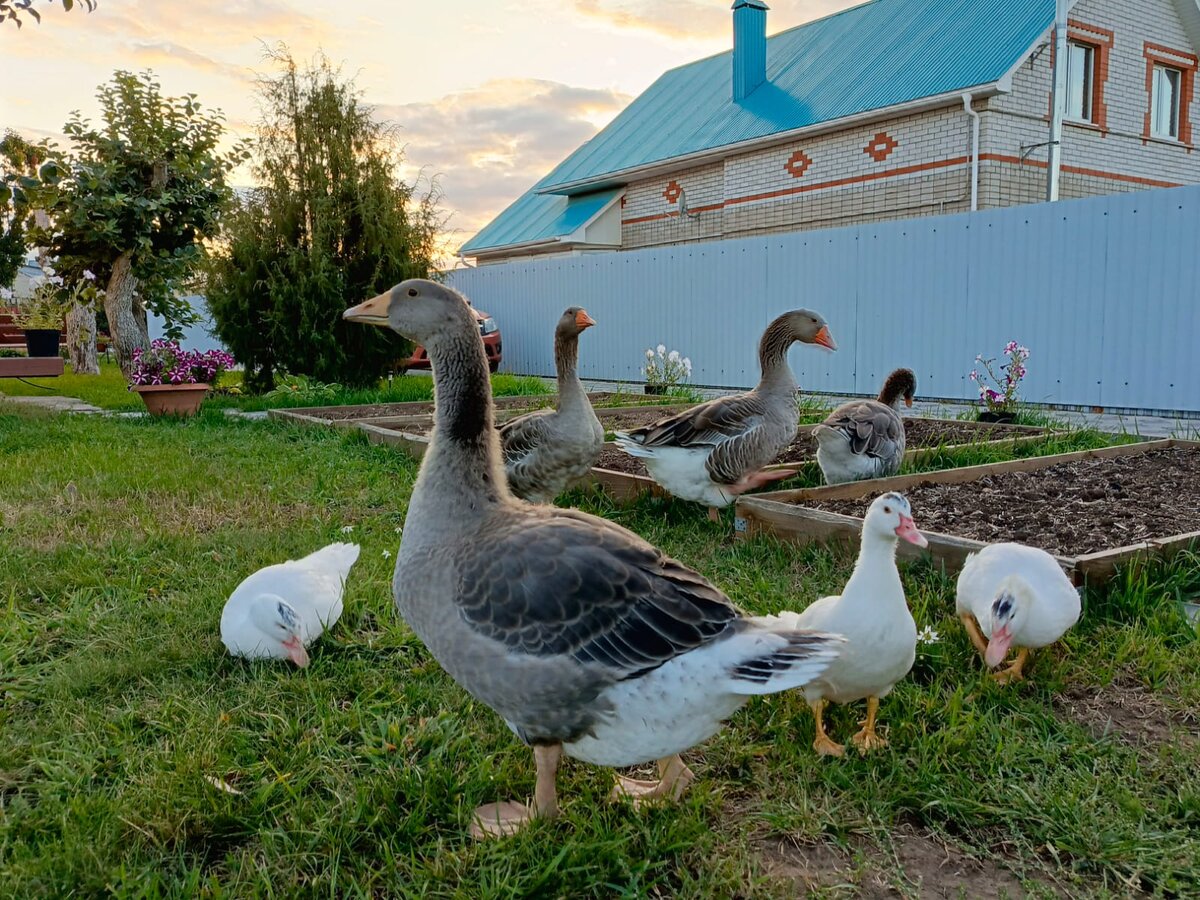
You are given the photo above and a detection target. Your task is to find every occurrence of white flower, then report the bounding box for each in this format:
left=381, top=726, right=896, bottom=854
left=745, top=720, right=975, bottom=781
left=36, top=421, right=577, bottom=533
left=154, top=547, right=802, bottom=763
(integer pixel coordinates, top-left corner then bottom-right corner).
left=42, top=265, right=56, bottom=277
left=645, top=349, right=655, bottom=360
left=656, top=344, right=666, bottom=356
left=916, top=626, right=940, bottom=644
left=682, top=358, right=692, bottom=375
left=83, top=269, right=96, bottom=282
left=394, top=526, right=403, bottom=534
left=0, top=287, right=12, bottom=301
left=381, top=549, right=392, bottom=559
left=340, top=525, right=354, bottom=534
left=49, top=275, right=64, bottom=286
left=667, top=350, right=680, bottom=364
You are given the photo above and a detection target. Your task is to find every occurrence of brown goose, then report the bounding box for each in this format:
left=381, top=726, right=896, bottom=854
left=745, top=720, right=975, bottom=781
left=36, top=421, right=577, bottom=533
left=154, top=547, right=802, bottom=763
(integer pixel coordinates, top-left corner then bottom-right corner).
left=344, top=280, right=843, bottom=839
left=812, top=368, right=916, bottom=485
left=499, top=307, right=603, bottom=503
left=614, top=310, right=836, bottom=520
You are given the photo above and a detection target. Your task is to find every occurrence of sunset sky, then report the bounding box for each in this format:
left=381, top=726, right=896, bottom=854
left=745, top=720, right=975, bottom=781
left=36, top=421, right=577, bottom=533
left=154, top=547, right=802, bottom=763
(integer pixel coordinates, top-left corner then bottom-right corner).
left=0, top=0, right=857, bottom=259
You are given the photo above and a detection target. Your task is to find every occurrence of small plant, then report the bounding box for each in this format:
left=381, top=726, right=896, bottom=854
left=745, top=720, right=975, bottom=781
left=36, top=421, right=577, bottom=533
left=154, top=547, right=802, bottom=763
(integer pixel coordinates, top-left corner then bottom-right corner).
left=265, top=374, right=343, bottom=402
left=9, top=270, right=68, bottom=329
left=969, top=341, right=1029, bottom=414
left=643, top=343, right=693, bottom=394
left=129, top=340, right=236, bottom=387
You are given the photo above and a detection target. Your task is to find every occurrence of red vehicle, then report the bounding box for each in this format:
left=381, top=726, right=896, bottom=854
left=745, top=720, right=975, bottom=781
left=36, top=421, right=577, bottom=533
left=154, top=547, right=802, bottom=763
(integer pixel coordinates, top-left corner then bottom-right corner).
left=401, top=305, right=502, bottom=373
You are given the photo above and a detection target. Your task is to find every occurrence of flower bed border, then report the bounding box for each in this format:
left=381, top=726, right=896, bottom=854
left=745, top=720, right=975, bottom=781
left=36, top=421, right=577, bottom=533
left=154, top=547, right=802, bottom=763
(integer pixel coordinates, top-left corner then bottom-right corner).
left=732, top=438, right=1200, bottom=585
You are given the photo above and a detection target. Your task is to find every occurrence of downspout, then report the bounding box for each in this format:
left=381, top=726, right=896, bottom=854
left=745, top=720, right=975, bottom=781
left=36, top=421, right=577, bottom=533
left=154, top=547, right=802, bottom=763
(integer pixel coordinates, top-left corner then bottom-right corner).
left=1047, top=0, right=1069, bottom=201
left=962, top=93, right=980, bottom=211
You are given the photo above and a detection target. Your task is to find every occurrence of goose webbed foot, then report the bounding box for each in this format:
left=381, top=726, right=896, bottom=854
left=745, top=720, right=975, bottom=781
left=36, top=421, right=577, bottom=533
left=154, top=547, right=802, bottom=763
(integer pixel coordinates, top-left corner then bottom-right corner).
left=610, top=754, right=695, bottom=807
left=470, top=743, right=561, bottom=839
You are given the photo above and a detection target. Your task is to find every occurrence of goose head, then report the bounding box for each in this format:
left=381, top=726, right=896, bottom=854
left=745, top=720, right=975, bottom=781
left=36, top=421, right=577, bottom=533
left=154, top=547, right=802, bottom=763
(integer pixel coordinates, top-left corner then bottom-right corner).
left=984, top=576, right=1034, bottom=667
left=771, top=309, right=837, bottom=351
left=344, top=278, right=474, bottom=345
left=249, top=595, right=310, bottom=667
left=557, top=306, right=597, bottom=339
left=863, top=492, right=928, bottom=548
left=878, top=368, right=917, bottom=409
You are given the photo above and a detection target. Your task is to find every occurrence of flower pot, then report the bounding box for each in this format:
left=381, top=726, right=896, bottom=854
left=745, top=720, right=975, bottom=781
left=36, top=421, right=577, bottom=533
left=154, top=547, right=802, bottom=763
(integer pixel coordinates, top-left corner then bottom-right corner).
left=133, top=383, right=210, bottom=417
left=644, top=384, right=668, bottom=395
left=23, top=328, right=60, bottom=358
left=978, top=410, right=1016, bottom=424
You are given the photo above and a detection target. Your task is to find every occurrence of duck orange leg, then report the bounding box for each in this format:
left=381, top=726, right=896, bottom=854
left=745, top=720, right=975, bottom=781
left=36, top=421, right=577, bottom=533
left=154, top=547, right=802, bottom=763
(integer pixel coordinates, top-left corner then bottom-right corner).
left=850, top=696, right=888, bottom=754
left=991, top=648, right=1031, bottom=685
left=611, top=754, right=696, bottom=807
left=470, top=743, right=562, bottom=839
left=810, top=699, right=845, bottom=757
left=959, top=613, right=989, bottom=659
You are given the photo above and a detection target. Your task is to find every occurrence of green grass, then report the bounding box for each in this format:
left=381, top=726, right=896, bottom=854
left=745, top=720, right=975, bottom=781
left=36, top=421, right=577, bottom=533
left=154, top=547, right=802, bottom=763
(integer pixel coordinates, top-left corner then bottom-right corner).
left=0, top=361, right=550, bottom=412
left=1, top=405, right=1197, bottom=896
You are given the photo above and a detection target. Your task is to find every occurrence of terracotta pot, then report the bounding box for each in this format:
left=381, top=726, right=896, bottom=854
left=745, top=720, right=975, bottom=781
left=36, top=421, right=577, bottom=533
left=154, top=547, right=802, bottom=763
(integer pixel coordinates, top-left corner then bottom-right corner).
left=133, top=383, right=210, bottom=417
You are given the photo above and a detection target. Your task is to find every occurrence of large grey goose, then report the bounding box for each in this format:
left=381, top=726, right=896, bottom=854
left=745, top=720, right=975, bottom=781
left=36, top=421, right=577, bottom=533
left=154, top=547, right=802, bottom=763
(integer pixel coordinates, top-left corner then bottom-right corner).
left=613, top=310, right=837, bottom=520
left=499, top=306, right=604, bottom=503
left=813, top=367, right=916, bottom=484
left=344, top=280, right=843, bottom=839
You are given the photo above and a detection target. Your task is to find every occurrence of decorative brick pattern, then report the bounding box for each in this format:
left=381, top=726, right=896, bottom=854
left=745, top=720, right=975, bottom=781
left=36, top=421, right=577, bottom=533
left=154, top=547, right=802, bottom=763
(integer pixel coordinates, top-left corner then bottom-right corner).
left=784, top=149, right=813, bottom=177
left=662, top=180, right=682, bottom=204
left=863, top=132, right=899, bottom=162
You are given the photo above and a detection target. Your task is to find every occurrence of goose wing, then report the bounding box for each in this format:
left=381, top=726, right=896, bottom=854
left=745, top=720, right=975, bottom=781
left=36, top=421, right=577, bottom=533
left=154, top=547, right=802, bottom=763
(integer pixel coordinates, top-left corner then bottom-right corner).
left=456, top=508, right=741, bottom=680
left=498, top=408, right=556, bottom=466
left=821, top=400, right=903, bottom=460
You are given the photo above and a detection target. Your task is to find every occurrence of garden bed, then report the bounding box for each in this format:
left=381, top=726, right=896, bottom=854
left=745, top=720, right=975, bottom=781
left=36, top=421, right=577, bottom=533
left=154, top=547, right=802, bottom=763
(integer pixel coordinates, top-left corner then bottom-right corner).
left=588, top=417, right=1053, bottom=492
left=269, top=391, right=674, bottom=429
left=733, top=439, right=1200, bottom=584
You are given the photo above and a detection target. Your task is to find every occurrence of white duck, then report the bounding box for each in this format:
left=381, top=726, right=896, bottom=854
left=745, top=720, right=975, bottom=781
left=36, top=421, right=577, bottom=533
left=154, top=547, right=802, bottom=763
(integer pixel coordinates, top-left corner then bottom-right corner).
left=614, top=310, right=836, bottom=521
left=813, top=368, right=916, bottom=485
left=955, top=543, right=1081, bottom=684
left=782, top=492, right=927, bottom=755
left=344, top=279, right=845, bottom=840
left=220, top=542, right=361, bottom=667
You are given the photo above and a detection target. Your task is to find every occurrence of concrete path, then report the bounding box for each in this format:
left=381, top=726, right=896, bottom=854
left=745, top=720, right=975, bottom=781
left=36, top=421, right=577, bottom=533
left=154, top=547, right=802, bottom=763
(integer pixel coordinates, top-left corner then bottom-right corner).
left=0, top=395, right=102, bottom=414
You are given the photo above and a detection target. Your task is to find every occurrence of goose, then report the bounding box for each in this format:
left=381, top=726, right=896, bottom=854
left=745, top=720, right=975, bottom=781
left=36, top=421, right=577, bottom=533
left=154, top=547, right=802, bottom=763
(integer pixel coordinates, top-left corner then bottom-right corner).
left=344, top=280, right=844, bottom=839
left=220, top=542, right=360, bottom=667
left=614, top=310, right=837, bottom=521
left=813, top=368, right=916, bottom=485
left=499, top=307, right=604, bottom=503
left=781, top=492, right=927, bottom=755
left=955, top=543, right=1081, bottom=684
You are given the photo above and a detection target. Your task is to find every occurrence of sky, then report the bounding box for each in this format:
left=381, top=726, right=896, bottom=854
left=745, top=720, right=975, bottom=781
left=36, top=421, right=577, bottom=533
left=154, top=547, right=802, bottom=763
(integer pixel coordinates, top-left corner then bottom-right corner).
left=0, top=0, right=858, bottom=260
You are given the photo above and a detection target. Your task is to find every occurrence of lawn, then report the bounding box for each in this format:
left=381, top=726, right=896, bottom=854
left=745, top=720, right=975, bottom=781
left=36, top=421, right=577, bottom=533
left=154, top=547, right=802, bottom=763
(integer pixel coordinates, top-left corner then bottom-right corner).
left=1, top=404, right=1197, bottom=897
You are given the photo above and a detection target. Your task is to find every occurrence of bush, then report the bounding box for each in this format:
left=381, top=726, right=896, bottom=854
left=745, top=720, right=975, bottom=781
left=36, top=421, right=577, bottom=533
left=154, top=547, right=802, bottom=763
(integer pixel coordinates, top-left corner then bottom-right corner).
left=205, top=50, right=441, bottom=391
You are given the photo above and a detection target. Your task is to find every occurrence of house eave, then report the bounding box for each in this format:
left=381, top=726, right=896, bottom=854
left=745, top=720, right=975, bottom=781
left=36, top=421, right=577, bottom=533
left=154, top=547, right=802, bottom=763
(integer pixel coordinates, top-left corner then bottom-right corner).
left=536, top=82, right=1010, bottom=197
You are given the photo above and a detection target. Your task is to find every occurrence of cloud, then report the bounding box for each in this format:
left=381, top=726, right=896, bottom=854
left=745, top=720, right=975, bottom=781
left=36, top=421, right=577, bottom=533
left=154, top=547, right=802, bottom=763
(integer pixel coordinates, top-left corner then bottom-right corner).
left=573, top=0, right=858, bottom=40
left=127, top=41, right=236, bottom=78
left=376, top=78, right=631, bottom=257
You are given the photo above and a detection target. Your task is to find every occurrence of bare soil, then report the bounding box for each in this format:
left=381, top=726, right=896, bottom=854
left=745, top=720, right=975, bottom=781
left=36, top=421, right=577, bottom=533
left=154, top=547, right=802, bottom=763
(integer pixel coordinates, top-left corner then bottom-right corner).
left=805, top=447, right=1200, bottom=557
left=758, top=825, right=1050, bottom=898
left=593, top=418, right=1044, bottom=479
left=1055, top=680, right=1198, bottom=754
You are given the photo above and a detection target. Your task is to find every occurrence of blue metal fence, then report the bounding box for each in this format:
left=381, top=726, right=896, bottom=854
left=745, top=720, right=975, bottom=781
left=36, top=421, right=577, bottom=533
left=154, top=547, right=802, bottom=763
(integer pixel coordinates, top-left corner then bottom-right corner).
left=449, top=184, right=1200, bottom=415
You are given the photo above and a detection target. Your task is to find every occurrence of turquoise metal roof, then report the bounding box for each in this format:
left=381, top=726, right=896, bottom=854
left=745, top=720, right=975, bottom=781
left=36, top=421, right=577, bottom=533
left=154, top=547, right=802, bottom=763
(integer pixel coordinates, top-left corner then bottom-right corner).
left=462, top=0, right=1054, bottom=254
left=460, top=186, right=620, bottom=255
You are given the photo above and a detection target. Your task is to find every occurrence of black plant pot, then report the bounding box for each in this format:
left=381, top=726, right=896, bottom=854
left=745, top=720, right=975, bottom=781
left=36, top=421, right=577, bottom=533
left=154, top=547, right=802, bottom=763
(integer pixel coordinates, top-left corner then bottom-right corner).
left=23, top=329, right=60, bottom=358
left=644, top=384, right=667, bottom=395
left=978, top=410, right=1016, bottom=424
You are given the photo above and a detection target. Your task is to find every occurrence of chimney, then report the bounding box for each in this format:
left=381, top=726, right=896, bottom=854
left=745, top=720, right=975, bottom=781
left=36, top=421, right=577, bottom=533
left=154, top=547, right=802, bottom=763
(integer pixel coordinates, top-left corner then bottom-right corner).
left=732, top=0, right=769, bottom=101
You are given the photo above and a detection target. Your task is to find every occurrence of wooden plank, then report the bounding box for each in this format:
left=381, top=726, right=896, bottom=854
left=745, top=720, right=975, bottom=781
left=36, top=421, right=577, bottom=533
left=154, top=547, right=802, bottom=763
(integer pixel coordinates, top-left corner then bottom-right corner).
left=0, top=357, right=65, bottom=378
left=1074, top=529, right=1200, bottom=582
left=357, top=423, right=430, bottom=459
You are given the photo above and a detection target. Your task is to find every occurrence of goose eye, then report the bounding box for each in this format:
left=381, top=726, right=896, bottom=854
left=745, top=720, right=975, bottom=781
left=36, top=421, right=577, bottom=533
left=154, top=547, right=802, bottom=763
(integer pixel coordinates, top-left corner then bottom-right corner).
left=884, top=506, right=892, bottom=514
left=407, top=288, right=418, bottom=297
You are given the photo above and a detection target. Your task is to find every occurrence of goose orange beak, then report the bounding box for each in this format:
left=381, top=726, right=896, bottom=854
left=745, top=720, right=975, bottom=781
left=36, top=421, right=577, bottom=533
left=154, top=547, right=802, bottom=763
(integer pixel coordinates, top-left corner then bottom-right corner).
left=575, top=309, right=597, bottom=329
left=905, top=397, right=914, bottom=408
left=813, top=325, right=837, bottom=351
left=344, top=292, right=391, bottom=327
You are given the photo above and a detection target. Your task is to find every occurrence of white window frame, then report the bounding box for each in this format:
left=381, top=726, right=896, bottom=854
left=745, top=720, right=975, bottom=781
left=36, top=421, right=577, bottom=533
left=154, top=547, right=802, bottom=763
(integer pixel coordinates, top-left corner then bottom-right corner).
left=1151, top=64, right=1183, bottom=139
left=1065, top=40, right=1096, bottom=123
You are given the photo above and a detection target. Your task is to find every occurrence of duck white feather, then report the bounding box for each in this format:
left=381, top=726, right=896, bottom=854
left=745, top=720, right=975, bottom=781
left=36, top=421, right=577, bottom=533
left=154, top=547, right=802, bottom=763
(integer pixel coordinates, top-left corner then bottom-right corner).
left=784, top=492, right=927, bottom=755
left=220, top=542, right=360, bottom=667
left=956, top=543, right=1080, bottom=675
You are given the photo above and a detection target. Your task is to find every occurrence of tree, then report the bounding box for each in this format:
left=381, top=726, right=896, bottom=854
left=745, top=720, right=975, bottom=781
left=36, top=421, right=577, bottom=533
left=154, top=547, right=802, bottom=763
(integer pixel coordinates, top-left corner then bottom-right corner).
left=205, top=49, right=441, bottom=391
left=29, top=71, right=248, bottom=378
left=1, top=0, right=96, bottom=28
left=0, top=131, right=50, bottom=290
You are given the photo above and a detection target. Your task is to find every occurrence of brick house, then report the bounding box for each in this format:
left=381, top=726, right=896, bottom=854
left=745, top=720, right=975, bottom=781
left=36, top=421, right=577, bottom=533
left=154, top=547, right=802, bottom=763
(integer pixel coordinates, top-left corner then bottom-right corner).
left=461, top=0, right=1200, bottom=264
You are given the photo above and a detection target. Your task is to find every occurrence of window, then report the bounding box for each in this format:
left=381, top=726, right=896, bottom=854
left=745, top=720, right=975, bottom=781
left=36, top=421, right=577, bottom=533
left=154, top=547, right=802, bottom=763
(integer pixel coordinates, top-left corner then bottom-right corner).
left=1066, top=41, right=1096, bottom=122
left=1151, top=64, right=1182, bottom=138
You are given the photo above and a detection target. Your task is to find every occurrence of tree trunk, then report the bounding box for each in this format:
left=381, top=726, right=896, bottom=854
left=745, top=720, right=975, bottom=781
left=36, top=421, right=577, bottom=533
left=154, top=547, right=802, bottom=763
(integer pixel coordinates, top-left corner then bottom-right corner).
left=104, top=250, right=149, bottom=379
left=66, top=301, right=100, bottom=375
